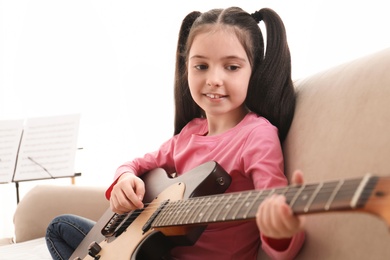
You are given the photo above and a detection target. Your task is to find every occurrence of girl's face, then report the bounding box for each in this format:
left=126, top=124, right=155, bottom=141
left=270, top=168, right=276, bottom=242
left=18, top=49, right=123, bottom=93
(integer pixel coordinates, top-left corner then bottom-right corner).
left=187, top=28, right=252, bottom=122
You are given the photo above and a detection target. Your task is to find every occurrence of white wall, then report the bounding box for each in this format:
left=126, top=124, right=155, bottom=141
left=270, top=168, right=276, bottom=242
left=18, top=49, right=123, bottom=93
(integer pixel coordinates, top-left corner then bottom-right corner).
left=1, top=0, right=390, bottom=239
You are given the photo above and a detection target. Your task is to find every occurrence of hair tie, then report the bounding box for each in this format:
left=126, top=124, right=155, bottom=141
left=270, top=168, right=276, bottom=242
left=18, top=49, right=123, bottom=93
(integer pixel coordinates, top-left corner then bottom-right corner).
left=251, top=10, right=263, bottom=23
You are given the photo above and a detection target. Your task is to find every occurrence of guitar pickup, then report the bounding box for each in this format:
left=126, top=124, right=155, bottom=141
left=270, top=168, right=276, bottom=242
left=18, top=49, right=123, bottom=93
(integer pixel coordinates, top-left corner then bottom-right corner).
left=142, top=200, right=169, bottom=233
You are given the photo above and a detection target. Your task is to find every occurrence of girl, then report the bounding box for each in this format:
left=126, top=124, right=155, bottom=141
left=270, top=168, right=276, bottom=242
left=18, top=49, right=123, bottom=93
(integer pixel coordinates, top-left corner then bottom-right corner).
left=46, top=6, right=305, bottom=260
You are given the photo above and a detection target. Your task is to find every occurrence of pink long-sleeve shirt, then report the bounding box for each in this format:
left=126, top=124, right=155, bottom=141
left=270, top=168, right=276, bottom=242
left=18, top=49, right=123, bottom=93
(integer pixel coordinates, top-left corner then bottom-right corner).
left=106, top=112, right=305, bottom=260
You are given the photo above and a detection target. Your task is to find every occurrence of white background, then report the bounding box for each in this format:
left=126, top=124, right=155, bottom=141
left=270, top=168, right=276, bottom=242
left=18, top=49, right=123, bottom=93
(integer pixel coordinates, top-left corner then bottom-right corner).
left=1, top=0, right=390, bottom=239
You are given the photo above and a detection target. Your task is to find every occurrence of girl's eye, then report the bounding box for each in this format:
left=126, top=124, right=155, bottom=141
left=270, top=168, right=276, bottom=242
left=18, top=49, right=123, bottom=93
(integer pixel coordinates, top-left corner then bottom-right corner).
left=227, top=65, right=239, bottom=71
left=195, top=65, right=208, bottom=70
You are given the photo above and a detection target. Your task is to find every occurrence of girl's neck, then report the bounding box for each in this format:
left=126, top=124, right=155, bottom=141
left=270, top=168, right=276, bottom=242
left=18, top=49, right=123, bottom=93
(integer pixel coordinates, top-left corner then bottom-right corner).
left=206, top=108, right=249, bottom=136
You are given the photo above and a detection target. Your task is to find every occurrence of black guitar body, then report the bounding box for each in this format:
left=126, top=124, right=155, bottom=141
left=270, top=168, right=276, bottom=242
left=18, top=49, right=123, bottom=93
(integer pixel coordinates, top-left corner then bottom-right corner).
left=70, top=161, right=231, bottom=260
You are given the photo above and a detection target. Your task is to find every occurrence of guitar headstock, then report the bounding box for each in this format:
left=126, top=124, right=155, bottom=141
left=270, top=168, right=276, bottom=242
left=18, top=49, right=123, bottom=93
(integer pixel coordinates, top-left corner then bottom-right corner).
left=362, top=176, right=390, bottom=227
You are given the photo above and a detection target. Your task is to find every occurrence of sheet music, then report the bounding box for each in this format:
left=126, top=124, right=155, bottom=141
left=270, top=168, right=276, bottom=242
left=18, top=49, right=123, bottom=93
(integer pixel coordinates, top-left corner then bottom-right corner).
left=13, top=114, right=80, bottom=182
left=0, top=120, right=24, bottom=183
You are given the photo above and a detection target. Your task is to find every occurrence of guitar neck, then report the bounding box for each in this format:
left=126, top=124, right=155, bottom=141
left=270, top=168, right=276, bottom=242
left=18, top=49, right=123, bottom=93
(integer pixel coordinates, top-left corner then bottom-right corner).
left=152, top=174, right=387, bottom=228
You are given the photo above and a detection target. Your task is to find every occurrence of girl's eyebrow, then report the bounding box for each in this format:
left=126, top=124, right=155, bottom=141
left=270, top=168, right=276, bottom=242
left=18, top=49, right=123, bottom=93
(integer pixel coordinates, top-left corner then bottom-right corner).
left=223, top=55, right=248, bottom=62
left=189, top=54, right=247, bottom=62
left=189, top=54, right=207, bottom=60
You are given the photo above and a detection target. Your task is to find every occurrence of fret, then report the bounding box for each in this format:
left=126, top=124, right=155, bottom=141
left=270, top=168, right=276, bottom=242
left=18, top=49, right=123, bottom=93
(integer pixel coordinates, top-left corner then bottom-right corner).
left=200, top=195, right=221, bottom=223
left=267, top=188, right=276, bottom=196
left=246, top=188, right=283, bottom=218
left=187, top=197, right=207, bottom=224
left=221, top=193, right=241, bottom=221
left=302, top=181, right=338, bottom=212
left=164, top=202, right=176, bottom=226
left=241, top=190, right=263, bottom=219
left=174, top=199, right=188, bottom=225
left=330, top=179, right=362, bottom=210
left=291, top=184, right=329, bottom=214
left=350, top=175, right=371, bottom=208
left=355, top=176, right=378, bottom=208
left=276, top=186, right=289, bottom=196
left=284, top=185, right=301, bottom=205
left=230, top=191, right=252, bottom=220
left=325, top=180, right=344, bottom=210
left=175, top=200, right=192, bottom=224
left=304, top=182, right=323, bottom=212
left=289, top=184, right=306, bottom=208
left=180, top=198, right=200, bottom=224
left=204, top=195, right=225, bottom=222
left=212, top=194, right=233, bottom=222
left=173, top=200, right=188, bottom=226
left=195, top=196, right=213, bottom=223
left=171, top=200, right=184, bottom=225
left=160, top=200, right=180, bottom=226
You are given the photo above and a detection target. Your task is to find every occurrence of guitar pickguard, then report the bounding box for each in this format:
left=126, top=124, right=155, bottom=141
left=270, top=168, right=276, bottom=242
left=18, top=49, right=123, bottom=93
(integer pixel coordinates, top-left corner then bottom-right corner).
left=70, top=161, right=231, bottom=260
left=84, top=182, right=186, bottom=260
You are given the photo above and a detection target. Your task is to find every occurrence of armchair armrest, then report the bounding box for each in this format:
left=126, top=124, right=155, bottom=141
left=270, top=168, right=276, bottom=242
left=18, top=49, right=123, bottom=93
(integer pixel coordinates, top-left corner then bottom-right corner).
left=0, top=237, right=14, bottom=246
left=13, top=184, right=109, bottom=243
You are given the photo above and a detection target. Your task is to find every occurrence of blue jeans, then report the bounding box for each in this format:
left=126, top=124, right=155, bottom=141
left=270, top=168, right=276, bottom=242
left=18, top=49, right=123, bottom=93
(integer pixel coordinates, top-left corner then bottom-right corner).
left=46, top=214, right=95, bottom=260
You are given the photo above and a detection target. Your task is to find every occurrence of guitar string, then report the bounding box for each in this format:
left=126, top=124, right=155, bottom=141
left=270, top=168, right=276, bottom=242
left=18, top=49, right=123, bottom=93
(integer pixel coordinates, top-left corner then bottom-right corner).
left=129, top=182, right=382, bottom=212
left=132, top=182, right=366, bottom=210
left=113, top=183, right=388, bottom=225
left=116, top=194, right=389, bottom=221
left=132, top=188, right=382, bottom=213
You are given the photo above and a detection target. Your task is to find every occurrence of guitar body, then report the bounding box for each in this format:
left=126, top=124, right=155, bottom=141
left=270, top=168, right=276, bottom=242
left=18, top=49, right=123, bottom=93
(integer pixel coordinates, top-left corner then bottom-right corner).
left=70, top=161, right=231, bottom=260
left=71, top=160, right=390, bottom=260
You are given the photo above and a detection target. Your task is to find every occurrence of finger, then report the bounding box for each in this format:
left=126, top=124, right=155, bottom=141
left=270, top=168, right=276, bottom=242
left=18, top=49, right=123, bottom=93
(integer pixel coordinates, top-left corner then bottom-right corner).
left=258, top=194, right=278, bottom=237
left=133, top=177, right=146, bottom=203
left=291, top=170, right=304, bottom=185
left=110, top=192, right=130, bottom=214
left=279, top=202, right=301, bottom=236
left=110, top=181, right=141, bottom=213
left=262, top=195, right=296, bottom=238
left=256, top=196, right=269, bottom=234
left=121, top=184, right=143, bottom=209
left=116, top=175, right=145, bottom=209
left=269, top=195, right=291, bottom=238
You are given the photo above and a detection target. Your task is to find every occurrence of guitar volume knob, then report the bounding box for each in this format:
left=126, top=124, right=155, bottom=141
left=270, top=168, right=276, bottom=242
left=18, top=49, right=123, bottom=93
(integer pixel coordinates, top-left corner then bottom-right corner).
left=88, top=241, right=102, bottom=258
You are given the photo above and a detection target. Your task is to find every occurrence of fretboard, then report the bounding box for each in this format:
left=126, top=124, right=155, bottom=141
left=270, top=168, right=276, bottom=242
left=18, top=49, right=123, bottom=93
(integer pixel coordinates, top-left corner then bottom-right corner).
left=152, top=174, right=378, bottom=228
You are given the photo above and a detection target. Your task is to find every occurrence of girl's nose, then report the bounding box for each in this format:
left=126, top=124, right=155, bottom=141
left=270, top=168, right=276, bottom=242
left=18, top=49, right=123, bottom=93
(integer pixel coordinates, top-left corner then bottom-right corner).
left=206, top=68, right=223, bottom=87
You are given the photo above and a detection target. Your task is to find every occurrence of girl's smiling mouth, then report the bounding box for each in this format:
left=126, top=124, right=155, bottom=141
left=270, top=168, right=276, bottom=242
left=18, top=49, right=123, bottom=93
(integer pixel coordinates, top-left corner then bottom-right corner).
left=205, top=93, right=227, bottom=99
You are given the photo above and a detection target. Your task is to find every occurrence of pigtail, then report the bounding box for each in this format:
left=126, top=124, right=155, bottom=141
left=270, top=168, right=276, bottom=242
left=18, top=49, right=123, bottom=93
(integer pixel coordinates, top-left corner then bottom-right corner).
left=173, top=11, right=202, bottom=135
left=246, top=8, right=295, bottom=143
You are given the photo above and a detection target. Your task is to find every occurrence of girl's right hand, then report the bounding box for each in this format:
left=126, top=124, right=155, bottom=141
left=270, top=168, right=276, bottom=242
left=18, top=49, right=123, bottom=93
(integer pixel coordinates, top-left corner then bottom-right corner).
left=109, top=172, right=145, bottom=214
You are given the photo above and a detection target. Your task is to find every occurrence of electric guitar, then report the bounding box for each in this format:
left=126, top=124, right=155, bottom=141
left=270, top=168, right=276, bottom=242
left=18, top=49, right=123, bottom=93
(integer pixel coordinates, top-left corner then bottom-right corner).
left=71, top=161, right=390, bottom=260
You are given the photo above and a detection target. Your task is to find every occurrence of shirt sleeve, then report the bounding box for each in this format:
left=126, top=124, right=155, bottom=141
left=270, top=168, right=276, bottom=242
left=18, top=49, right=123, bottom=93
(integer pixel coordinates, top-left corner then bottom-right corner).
left=241, top=121, right=305, bottom=259
left=105, top=136, right=177, bottom=200
left=261, top=232, right=305, bottom=260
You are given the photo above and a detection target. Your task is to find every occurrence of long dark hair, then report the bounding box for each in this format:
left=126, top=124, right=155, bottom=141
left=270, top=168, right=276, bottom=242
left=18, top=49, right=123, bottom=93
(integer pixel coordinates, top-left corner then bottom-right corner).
left=173, top=7, right=295, bottom=143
